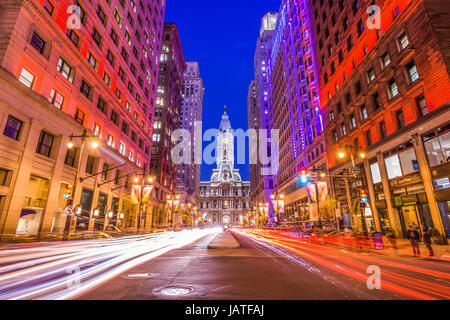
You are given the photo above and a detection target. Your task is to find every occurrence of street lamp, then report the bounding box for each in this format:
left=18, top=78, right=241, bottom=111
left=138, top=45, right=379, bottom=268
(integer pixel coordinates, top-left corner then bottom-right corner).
left=271, top=193, right=284, bottom=226
left=133, top=170, right=154, bottom=232
left=167, top=194, right=180, bottom=230
left=336, top=146, right=369, bottom=236
left=66, top=129, right=99, bottom=234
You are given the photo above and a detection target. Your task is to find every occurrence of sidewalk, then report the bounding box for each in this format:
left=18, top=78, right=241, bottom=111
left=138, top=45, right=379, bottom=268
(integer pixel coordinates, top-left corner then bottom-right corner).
left=332, top=236, right=450, bottom=261
left=207, top=230, right=241, bottom=249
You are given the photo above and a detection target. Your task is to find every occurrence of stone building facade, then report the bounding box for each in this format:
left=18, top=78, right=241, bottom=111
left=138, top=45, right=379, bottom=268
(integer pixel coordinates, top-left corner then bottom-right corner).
left=199, top=108, right=251, bottom=226
left=0, top=0, right=166, bottom=237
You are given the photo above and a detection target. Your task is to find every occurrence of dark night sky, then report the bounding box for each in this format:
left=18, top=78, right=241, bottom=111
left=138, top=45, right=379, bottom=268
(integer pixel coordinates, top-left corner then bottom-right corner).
left=164, top=0, right=280, bottom=182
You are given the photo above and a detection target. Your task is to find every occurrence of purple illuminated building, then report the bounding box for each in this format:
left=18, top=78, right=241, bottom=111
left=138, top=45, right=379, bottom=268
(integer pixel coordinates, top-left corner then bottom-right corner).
left=267, top=0, right=327, bottom=225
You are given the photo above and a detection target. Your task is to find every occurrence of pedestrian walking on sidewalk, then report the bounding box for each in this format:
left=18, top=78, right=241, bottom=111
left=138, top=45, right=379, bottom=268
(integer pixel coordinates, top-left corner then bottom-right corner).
left=407, top=224, right=421, bottom=257
left=422, top=226, right=434, bottom=257
left=386, top=228, right=398, bottom=254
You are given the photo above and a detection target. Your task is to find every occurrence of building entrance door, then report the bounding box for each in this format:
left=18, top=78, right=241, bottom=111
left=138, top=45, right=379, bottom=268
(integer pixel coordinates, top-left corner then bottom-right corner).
left=223, top=214, right=230, bottom=225
left=402, top=205, right=421, bottom=230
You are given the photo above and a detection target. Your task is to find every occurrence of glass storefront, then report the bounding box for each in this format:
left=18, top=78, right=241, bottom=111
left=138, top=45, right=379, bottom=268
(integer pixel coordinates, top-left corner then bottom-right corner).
left=437, top=201, right=450, bottom=237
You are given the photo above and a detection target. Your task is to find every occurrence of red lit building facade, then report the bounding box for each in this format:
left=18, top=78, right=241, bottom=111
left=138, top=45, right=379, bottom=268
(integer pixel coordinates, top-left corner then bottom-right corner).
left=0, top=0, right=165, bottom=237
left=312, top=0, right=450, bottom=238
left=150, top=23, right=185, bottom=207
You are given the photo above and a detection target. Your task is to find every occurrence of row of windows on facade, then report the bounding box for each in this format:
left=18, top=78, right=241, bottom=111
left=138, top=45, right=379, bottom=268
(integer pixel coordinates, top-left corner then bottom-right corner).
left=368, top=125, right=449, bottom=185
left=3, top=114, right=147, bottom=168
left=18, top=66, right=149, bottom=163
left=323, top=29, right=411, bottom=87
left=29, top=29, right=154, bottom=134
left=42, top=0, right=159, bottom=110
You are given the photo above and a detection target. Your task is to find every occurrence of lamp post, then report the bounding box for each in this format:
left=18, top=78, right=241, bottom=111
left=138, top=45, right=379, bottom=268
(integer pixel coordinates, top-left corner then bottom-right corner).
left=166, top=193, right=180, bottom=230
left=337, top=146, right=368, bottom=236
left=66, top=129, right=99, bottom=234
left=133, top=170, right=154, bottom=232
left=271, top=193, right=284, bottom=226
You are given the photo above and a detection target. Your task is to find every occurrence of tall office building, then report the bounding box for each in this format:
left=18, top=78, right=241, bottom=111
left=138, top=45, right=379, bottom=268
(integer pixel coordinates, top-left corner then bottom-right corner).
left=151, top=23, right=185, bottom=207
left=0, top=0, right=165, bottom=237
left=267, top=0, right=326, bottom=225
left=248, top=12, right=278, bottom=221
left=178, top=61, right=203, bottom=196
left=311, top=0, right=450, bottom=238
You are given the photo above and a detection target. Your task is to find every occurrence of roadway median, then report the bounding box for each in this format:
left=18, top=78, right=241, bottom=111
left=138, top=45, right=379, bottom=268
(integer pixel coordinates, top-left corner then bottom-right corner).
left=207, top=230, right=241, bottom=249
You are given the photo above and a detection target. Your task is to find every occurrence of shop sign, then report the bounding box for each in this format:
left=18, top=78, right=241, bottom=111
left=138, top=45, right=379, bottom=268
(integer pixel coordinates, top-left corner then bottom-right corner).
left=401, top=194, right=418, bottom=204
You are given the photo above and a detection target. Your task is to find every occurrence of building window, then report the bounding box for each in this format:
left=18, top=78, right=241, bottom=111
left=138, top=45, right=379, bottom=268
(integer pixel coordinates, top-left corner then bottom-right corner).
left=49, top=89, right=64, bottom=109
left=19, top=68, right=35, bottom=88
left=416, top=96, right=429, bottom=116
left=74, top=108, right=85, bottom=125
left=87, top=52, right=97, bottom=69
left=347, top=36, right=353, bottom=51
left=80, top=80, right=92, bottom=99
left=396, top=109, right=405, bottom=129
left=373, top=92, right=382, bottom=110
left=370, top=162, right=382, bottom=184
left=57, top=57, right=73, bottom=82
left=91, top=27, right=102, bottom=47
left=398, top=32, right=409, bottom=51
left=106, top=50, right=115, bottom=66
left=388, top=79, right=398, bottom=98
left=43, top=0, right=54, bottom=15
left=103, top=72, right=111, bottom=86
left=114, top=170, right=120, bottom=184
left=110, top=110, right=119, bottom=126
left=366, top=129, right=372, bottom=145
left=381, top=52, right=391, bottom=68
left=3, top=116, right=23, bottom=140
left=0, top=168, right=12, bottom=186
left=66, top=29, right=79, bottom=47
left=96, top=5, right=106, bottom=25
left=30, top=32, right=46, bottom=54
left=379, top=120, right=387, bottom=139
left=351, top=115, right=356, bottom=129
left=101, top=163, right=109, bottom=180
left=85, top=155, right=95, bottom=174
left=97, top=96, right=107, bottom=113
left=367, top=68, right=375, bottom=83
left=119, top=142, right=126, bottom=155
left=357, top=19, right=365, bottom=36
left=121, top=122, right=129, bottom=135
left=341, top=123, right=347, bottom=136
left=385, top=154, right=402, bottom=180
left=64, top=147, right=77, bottom=167
left=407, top=61, right=419, bottom=83
left=93, top=123, right=101, bottom=137
left=107, top=134, right=115, bottom=147
left=360, top=104, right=368, bottom=120
left=423, top=125, right=450, bottom=166
left=36, top=131, right=54, bottom=157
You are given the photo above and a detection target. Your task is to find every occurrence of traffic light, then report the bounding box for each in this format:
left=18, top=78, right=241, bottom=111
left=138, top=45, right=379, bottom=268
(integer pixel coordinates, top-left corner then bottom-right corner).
left=299, top=169, right=309, bottom=184
left=360, top=189, right=369, bottom=207
left=64, top=184, right=73, bottom=200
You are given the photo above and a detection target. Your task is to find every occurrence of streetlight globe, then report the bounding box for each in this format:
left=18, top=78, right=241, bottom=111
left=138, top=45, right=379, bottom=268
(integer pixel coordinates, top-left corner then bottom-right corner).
left=338, top=151, right=346, bottom=159
left=148, top=177, right=153, bottom=183
left=280, top=194, right=284, bottom=199
left=359, top=152, right=366, bottom=159
left=320, top=172, right=326, bottom=177
left=271, top=194, right=275, bottom=199
left=91, top=141, right=99, bottom=149
left=134, top=177, right=139, bottom=183
left=67, top=141, right=74, bottom=149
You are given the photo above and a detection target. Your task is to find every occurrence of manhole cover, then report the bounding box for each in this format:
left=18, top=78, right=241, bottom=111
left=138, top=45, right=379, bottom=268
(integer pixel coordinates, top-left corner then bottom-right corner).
left=159, top=286, right=194, bottom=296
left=125, top=273, right=159, bottom=279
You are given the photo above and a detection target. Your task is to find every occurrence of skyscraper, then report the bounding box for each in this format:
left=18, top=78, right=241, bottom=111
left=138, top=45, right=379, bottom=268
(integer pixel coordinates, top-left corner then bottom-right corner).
left=0, top=0, right=165, bottom=237
left=151, top=23, right=185, bottom=202
left=178, top=61, right=203, bottom=196
left=249, top=12, right=278, bottom=221
left=267, top=0, right=326, bottom=225
left=311, top=0, right=450, bottom=238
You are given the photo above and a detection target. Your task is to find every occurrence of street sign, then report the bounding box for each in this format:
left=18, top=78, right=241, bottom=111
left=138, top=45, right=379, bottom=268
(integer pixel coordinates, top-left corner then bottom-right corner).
left=64, top=206, right=74, bottom=216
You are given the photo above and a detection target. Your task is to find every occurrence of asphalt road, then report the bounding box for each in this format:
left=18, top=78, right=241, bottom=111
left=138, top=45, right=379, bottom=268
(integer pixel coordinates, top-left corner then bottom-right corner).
left=1, top=227, right=448, bottom=300
left=76, top=228, right=450, bottom=300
